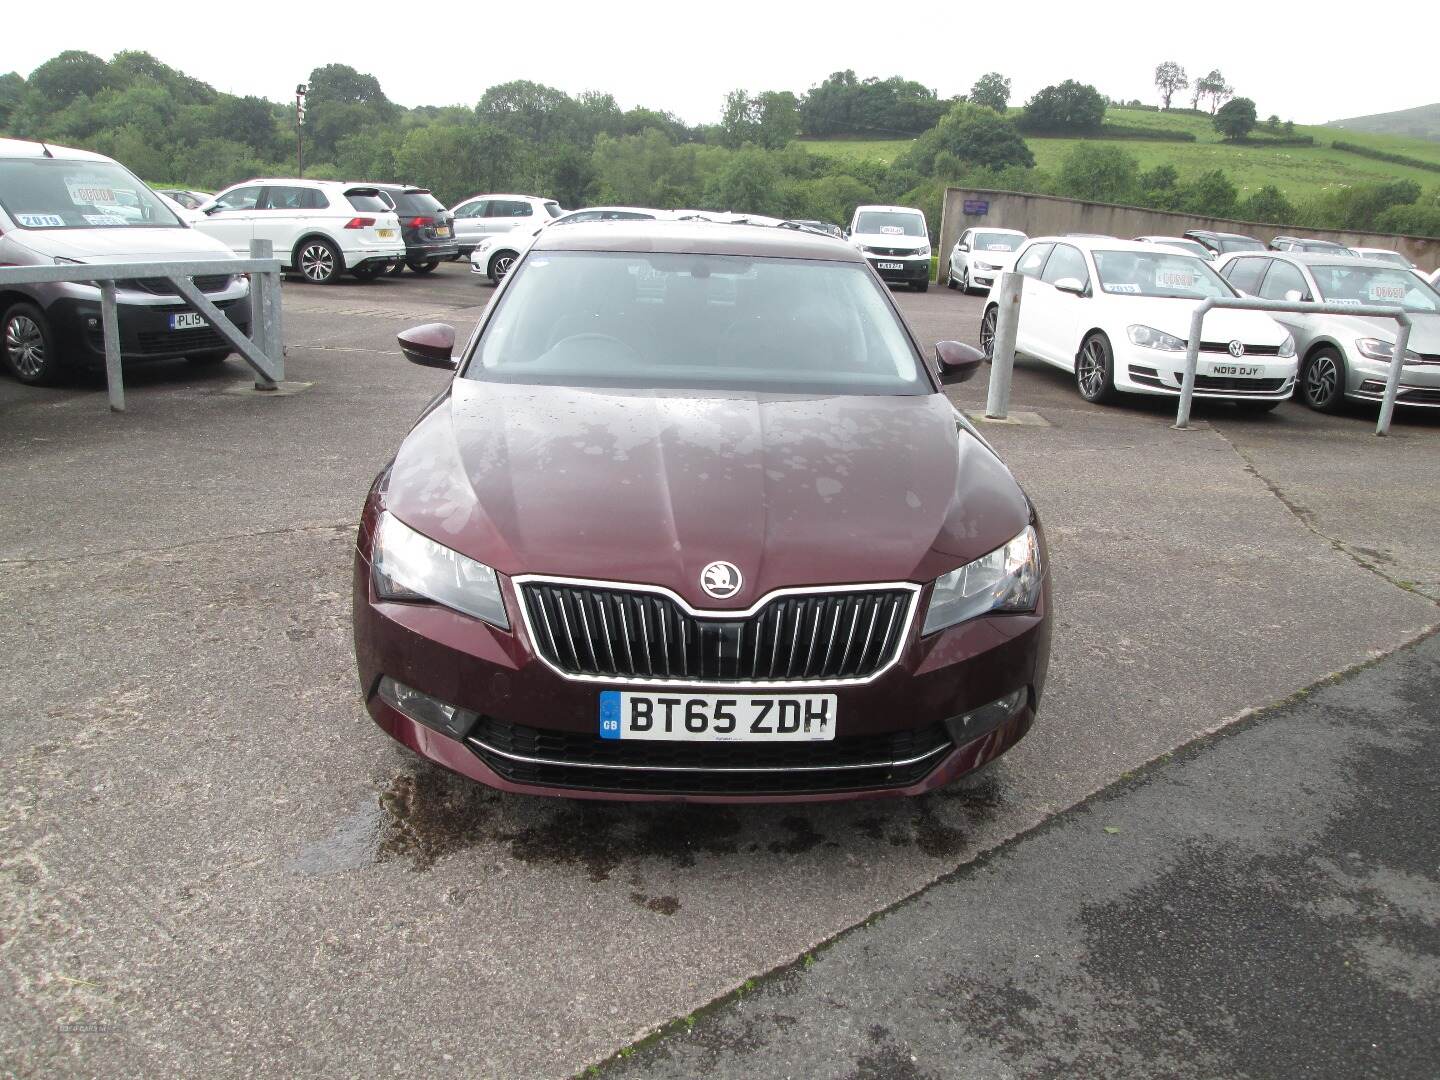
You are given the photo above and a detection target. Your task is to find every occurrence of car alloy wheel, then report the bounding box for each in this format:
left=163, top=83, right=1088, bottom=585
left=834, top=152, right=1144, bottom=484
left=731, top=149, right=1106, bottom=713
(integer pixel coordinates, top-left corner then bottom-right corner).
left=959, top=267, right=971, bottom=293
left=1075, top=334, right=1117, bottom=403
left=299, top=242, right=338, bottom=283
left=979, top=307, right=998, bottom=361
left=5, top=313, right=46, bottom=379
left=1303, top=350, right=1343, bottom=412
left=490, top=253, right=516, bottom=283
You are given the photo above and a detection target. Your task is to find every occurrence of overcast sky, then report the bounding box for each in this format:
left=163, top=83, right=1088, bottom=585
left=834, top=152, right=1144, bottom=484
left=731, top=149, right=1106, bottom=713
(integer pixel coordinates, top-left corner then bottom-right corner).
left=5, top=1, right=1436, bottom=126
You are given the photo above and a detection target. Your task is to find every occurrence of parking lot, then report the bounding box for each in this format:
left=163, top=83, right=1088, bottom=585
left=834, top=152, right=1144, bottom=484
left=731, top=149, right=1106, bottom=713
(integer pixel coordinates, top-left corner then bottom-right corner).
left=3, top=263, right=1439, bottom=1077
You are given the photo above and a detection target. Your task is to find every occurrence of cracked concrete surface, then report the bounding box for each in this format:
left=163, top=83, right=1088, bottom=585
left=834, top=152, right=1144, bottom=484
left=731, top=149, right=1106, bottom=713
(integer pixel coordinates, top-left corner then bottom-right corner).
left=2, top=270, right=1437, bottom=1077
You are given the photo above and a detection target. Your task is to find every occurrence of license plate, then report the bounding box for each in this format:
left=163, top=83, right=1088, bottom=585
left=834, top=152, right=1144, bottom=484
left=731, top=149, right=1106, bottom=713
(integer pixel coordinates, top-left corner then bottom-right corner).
left=169, top=312, right=207, bottom=330
left=599, top=690, right=837, bottom=742
left=435, top=226, right=451, bottom=237
left=1206, top=364, right=1262, bottom=377
left=377, top=228, right=396, bottom=238
left=877, top=262, right=904, bottom=271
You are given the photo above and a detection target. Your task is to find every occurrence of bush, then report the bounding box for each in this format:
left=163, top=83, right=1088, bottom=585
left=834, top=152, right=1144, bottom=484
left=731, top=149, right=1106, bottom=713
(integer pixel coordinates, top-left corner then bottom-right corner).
left=1373, top=203, right=1440, bottom=238
left=1095, top=123, right=1196, bottom=142
left=1241, top=185, right=1297, bottom=224
left=1019, top=80, right=1106, bottom=134
left=1057, top=144, right=1139, bottom=203
left=898, top=102, right=1034, bottom=174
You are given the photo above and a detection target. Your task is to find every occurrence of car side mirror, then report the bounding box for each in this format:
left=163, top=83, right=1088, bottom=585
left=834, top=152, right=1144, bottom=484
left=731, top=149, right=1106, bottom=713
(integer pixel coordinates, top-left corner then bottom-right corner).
left=958, top=243, right=969, bottom=252
left=935, top=341, right=984, bottom=384
left=398, top=323, right=457, bottom=369
left=1283, top=289, right=1306, bottom=303
left=203, top=204, right=222, bottom=215
left=1054, top=277, right=1087, bottom=296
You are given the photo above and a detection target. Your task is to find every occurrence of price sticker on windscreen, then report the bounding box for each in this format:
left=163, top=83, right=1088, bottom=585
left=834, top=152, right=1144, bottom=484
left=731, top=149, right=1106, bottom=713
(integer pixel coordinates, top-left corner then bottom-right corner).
left=1156, top=270, right=1197, bottom=289
left=65, top=176, right=118, bottom=205
left=879, top=226, right=903, bottom=234
left=986, top=244, right=1010, bottom=251
left=1369, top=283, right=1407, bottom=302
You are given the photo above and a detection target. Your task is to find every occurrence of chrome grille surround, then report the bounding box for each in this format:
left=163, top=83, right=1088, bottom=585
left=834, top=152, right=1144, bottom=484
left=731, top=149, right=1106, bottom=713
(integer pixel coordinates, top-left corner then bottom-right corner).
left=512, top=575, right=922, bottom=688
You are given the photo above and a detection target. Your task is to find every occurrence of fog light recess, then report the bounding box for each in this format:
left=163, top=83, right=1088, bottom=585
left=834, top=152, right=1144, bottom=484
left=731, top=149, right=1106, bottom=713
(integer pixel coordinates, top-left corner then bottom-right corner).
left=943, top=687, right=1028, bottom=745
left=377, top=676, right=479, bottom=739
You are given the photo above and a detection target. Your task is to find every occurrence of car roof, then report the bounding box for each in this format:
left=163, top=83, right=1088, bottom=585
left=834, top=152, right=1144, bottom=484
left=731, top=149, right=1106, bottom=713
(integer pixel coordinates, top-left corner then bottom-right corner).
left=1187, top=229, right=1255, bottom=240
left=1273, top=251, right=1393, bottom=269
left=854, top=205, right=924, bottom=215
left=561, top=206, right=669, bottom=217
left=531, top=220, right=866, bottom=261
left=457, top=193, right=555, bottom=203
left=1137, top=235, right=1202, bottom=243
left=0, top=137, right=112, bottom=162
left=1031, top=236, right=1197, bottom=255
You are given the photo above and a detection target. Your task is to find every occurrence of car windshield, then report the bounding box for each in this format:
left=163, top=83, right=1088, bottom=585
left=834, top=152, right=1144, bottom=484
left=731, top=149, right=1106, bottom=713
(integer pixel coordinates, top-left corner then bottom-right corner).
left=1093, top=250, right=1236, bottom=299
left=1220, top=236, right=1265, bottom=252
left=1153, top=239, right=1211, bottom=259
left=467, top=250, right=928, bottom=395
left=388, top=191, right=446, bottom=216
left=0, top=158, right=181, bottom=230
left=1361, top=251, right=1410, bottom=268
left=974, top=232, right=1024, bottom=252
left=1309, top=264, right=1440, bottom=313
left=855, top=211, right=926, bottom=237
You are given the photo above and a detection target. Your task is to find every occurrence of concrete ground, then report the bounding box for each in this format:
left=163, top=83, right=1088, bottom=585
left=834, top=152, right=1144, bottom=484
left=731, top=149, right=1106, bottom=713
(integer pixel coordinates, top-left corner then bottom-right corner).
left=1, top=264, right=1437, bottom=1077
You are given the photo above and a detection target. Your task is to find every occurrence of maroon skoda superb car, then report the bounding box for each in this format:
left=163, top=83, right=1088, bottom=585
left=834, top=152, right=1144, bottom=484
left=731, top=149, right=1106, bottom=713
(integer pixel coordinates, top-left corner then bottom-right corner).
left=353, top=221, right=1051, bottom=802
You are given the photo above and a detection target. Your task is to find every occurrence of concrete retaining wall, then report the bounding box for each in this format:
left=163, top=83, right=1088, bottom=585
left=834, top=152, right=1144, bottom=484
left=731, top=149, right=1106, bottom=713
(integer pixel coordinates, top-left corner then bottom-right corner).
left=937, top=188, right=1440, bottom=275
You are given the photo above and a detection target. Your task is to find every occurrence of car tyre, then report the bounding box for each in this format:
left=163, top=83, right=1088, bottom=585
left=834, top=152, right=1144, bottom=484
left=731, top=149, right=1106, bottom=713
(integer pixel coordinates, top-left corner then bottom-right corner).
left=979, top=305, right=998, bottom=362
left=1075, top=332, right=1119, bottom=404
left=1301, top=347, right=1347, bottom=413
left=384, top=262, right=407, bottom=277
left=351, top=264, right=385, bottom=282
left=1232, top=398, right=1281, bottom=414
left=911, top=280, right=929, bottom=293
left=945, top=266, right=957, bottom=290
left=2, top=302, right=63, bottom=386
left=187, top=349, right=230, bottom=366
left=408, top=259, right=439, bottom=274
left=959, top=266, right=972, bottom=294
left=296, top=238, right=344, bottom=285
left=488, top=251, right=518, bottom=285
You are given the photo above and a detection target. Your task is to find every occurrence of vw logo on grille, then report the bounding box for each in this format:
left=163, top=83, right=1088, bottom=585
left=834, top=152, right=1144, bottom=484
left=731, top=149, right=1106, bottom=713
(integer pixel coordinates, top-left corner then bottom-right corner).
left=700, top=561, right=743, bottom=600
left=1228, top=340, right=1246, bottom=358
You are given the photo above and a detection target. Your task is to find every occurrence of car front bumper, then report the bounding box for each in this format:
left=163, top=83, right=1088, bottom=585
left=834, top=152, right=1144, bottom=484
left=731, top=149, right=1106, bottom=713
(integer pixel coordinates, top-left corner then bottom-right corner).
left=1346, top=354, right=1440, bottom=407
left=864, top=255, right=930, bottom=285
left=1118, top=347, right=1299, bottom=400
left=352, top=504, right=1051, bottom=803
left=47, top=292, right=253, bottom=366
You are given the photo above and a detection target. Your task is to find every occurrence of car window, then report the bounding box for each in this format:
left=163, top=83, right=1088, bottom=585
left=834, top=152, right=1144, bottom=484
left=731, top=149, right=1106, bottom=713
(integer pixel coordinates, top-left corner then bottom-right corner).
left=974, top=231, right=1024, bottom=252
left=467, top=251, right=929, bottom=396
left=488, top=200, right=532, bottom=218
left=1221, top=236, right=1266, bottom=253
left=1092, top=250, right=1232, bottom=299
left=386, top=190, right=445, bottom=216
left=346, top=191, right=390, bottom=213
left=1309, top=263, right=1440, bottom=313
left=1041, top=244, right=1089, bottom=288
left=1015, top=243, right=1053, bottom=278
left=215, top=186, right=262, bottom=211
left=1222, top=257, right=1269, bottom=295
left=853, top=211, right=926, bottom=237
left=1258, top=260, right=1309, bottom=301
left=264, top=185, right=325, bottom=211
left=454, top=200, right=488, bottom=219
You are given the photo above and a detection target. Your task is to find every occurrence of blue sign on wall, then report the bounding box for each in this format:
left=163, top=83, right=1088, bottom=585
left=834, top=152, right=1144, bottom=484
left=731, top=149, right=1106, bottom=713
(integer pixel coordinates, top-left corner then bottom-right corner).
left=963, top=200, right=990, bottom=216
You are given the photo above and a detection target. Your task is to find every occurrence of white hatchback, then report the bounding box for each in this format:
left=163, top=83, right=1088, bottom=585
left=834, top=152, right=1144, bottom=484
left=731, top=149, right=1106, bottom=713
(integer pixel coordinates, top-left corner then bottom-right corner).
left=946, top=227, right=1027, bottom=294
left=470, top=206, right=671, bottom=284
left=982, top=236, right=1297, bottom=409
left=449, top=194, right=563, bottom=258
left=193, top=179, right=405, bottom=284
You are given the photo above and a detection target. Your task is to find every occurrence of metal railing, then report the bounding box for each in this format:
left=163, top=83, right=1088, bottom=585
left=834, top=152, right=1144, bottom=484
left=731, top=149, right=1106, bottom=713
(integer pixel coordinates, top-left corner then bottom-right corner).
left=1176, top=296, right=1412, bottom=437
left=0, top=238, right=285, bottom=412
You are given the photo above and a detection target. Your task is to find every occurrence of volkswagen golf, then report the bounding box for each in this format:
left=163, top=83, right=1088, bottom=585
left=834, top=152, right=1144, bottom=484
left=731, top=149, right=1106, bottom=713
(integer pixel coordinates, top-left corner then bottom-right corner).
left=352, top=221, right=1052, bottom=802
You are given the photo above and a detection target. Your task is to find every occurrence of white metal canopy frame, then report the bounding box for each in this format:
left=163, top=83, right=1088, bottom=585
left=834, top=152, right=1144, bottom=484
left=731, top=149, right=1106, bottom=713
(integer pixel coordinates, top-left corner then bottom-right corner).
left=1174, top=296, right=1413, bottom=437
left=0, top=239, right=285, bottom=412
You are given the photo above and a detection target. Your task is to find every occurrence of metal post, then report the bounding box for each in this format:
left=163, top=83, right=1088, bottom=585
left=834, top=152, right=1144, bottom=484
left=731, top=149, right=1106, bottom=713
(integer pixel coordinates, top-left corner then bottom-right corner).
left=984, top=271, right=1024, bottom=419
left=249, top=239, right=279, bottom=390
left=1175, top=300, right=1213, bottom=430
left=1375, top=317, right=1411, bottom=437
left=98, top=281, right=124, bottom=413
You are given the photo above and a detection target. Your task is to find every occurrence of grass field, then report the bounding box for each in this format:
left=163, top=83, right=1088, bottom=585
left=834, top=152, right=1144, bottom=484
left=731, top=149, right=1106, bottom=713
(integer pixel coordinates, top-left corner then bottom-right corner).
left=799, top=108, right=1440, bottom=202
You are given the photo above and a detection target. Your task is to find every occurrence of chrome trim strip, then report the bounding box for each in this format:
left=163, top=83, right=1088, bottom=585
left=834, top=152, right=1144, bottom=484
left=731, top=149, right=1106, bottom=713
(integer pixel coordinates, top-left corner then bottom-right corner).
left=466, top=733, right=951, bottom=774
left=510, top=575, right=923, bottom=689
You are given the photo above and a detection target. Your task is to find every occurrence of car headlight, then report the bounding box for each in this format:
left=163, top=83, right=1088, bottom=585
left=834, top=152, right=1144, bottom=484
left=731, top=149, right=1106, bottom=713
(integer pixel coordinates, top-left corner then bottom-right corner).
left=1355, top=337, right=1419, bottom=363
left=976, top=262, right=1001, bottom=271
left=917, top=245, right=931, bottom=258
left=1127, top=324, right=1187, bottom=352
left=1278, top=333, right=1295, bottom=358
left=922, top=525, right=1042, bottom=635
left=371, top=511, right=510, bottom=629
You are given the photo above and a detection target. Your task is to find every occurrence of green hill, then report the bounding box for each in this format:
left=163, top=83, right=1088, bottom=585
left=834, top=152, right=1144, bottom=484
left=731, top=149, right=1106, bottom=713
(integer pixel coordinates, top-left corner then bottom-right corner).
left=801, top=107, right=1440, bottom=204
left=1327, top=103, right=1440, bottom=143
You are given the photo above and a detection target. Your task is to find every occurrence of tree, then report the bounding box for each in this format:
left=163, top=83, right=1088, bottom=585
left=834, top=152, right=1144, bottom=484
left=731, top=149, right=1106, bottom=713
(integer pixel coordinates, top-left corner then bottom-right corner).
left=718, top=89, right=757, bottom=148
left=475, top=80, right=576, bottom=144
left=1180, top=169, right=1239, bottom=217
left=969, top=72, right=1011, bottom=113
left=1195, top=70, right=1232, bottom=114
left=754, top=90, right=800, bottom=150
left=1057, top=144, right=1138, bottom=203
left=0, top=72, right=24, bottom=128
left=1153, top=62, right=1188, bottom=110
left=899, top=102, right=1034, bottom=174
left=1214, top=97, right=1257, bottom=141
left=1019, top=80, right=1106, bottom=133
left=1138, top=163, right=1182, bottom=210
left=207, top=95, right=281, bottom=157
left=27, top=51, right=108, bottom=107
left=799, top=70, right=946, bottom=137
left=1242, top=185, right=1296, bottom=224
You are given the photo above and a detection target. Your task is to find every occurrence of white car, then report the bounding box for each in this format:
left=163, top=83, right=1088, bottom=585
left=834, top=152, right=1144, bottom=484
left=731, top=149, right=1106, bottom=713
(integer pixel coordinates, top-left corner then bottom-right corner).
left=450, top=193, right=563, bottom=258
left=1430, top=267, right=1440, bottom=289
left=1134, top=235, right=1214, bottom=261
left=848, top=205, right=931, bottom=292
left=470, top=206, right=669, bottom=284
left=193, top=179, right=405, bottom=284
left=946, top=227, right=1027, bottom=294
left=981, top=236, right=1297, bottom=410
left=1350, top=246, right=1416, bottom=270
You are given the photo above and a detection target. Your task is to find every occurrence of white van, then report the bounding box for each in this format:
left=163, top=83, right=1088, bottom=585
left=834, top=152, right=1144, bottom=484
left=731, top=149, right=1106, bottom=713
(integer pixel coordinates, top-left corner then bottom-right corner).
left=848, top=204, right=932, bottom=292
left=0, top=138, right=250, bottom=386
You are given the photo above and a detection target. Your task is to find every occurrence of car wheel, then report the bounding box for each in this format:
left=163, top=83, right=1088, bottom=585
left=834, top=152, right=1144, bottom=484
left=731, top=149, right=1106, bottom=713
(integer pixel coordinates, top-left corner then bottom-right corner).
left=979, top=306, right=998, bottom=361
left=186, top=350, right=230, bottom=365
left=911, top=280, right=929, bottom=293
left=959, top=266, right=972, bottom=294
left=408, top=260, right=439, bottom=274
left=385, top=262, right=407, bottom=276
left=1232, top=398, right=1281, bottom=414
left=488, top=251, right=517, bottom=285
left=3, top=302, right=63, bottom=386
left=351, top=265, right=385, bottom=282
left=1301, top=348, right=1347, bottom=413
left=1075, top=332, right=1118, bottom=404
left=297, top=238, right=344, bottom=284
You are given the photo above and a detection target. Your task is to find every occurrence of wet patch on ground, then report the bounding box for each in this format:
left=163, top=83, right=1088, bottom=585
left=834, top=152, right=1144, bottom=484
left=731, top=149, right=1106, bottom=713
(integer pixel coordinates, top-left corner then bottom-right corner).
left=375, top=768, right=500, bottom=871
left=499, top=804, right=744, bottom=882
left=630, top=892, right=682, bottom=915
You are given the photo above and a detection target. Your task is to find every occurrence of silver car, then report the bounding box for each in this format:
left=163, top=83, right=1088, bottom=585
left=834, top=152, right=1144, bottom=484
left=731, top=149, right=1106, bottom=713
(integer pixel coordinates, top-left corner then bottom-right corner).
left=1216, top=250, right=1440, bottom=413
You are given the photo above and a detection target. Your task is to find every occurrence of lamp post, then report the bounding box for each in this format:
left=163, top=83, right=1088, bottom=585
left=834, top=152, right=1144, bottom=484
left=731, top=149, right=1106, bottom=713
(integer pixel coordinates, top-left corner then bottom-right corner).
left=295, top=83, right=308, bottom=177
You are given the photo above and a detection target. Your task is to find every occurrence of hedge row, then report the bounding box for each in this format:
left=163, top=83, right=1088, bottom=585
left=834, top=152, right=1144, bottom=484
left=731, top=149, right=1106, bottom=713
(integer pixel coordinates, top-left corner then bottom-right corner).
left=1331, top=140, right=1440, bottom=175
left=1232, top=135, right=1316, bottom=147
left=1026, top=124, right=1196, bottom=142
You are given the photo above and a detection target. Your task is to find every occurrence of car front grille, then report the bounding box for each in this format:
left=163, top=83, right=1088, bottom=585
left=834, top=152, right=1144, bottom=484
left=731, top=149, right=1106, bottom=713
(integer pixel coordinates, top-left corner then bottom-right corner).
left=1398, top=387, right=1440, bottom=404
left=134, top=327, right=229, bottom=354
left=1199, top=341, right=1283, bottom=355
left=1190, top=375, right=1287, bottom=393
left=466, top=716, right=952, bottom=795
left=1416, top=353, right=1440, bottom=365
left=865, top=247, right=916, bottom=258
left=519, top=579, right=916, bottom=684
left=117, top=274, right=234, bottom=295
